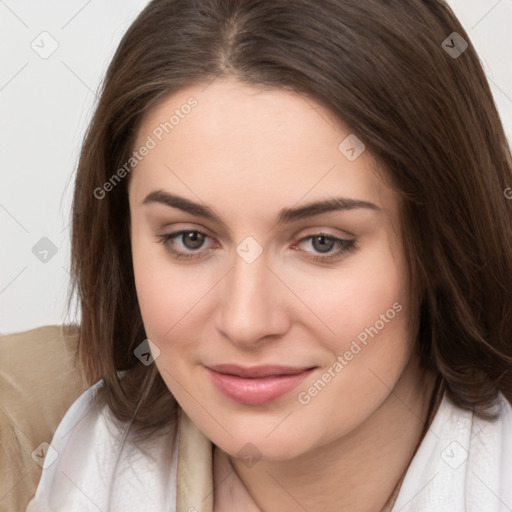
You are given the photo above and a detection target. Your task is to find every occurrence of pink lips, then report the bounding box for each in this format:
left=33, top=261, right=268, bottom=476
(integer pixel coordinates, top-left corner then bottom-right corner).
left=206, top=364, right=316, bottom=405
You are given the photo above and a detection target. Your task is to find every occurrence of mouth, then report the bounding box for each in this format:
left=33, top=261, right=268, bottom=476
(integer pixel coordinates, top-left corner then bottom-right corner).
left=207, top=363, right=316, bottom=378
left=206, top=364, right=317, bottom=405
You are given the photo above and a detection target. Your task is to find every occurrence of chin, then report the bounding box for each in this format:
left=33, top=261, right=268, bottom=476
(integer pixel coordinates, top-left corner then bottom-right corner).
left=212, top=427, right=310, bottom=463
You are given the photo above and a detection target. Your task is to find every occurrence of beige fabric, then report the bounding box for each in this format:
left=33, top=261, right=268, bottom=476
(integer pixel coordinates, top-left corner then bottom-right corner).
left=176, top=408, right=214, bottom=512
left=0, top=325, right=87, bottom=512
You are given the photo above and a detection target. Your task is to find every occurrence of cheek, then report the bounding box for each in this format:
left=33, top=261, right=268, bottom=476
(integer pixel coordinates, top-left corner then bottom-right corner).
left=131, top=232, right=220, bottom=352
left=132, top=231, right=189, bottom=337
left=300, top=240, right=412, bottom=406
left=338, top=251, right=411, bottom=376
left=290, top=239, right=409, bottom=350
left=306, top=260, right=412, bottom=421
left=132, top=237, right=168, bottom=333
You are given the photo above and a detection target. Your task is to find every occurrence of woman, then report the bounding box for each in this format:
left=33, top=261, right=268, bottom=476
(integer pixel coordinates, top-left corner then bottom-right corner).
left=27, top=0, right=512, bottom=510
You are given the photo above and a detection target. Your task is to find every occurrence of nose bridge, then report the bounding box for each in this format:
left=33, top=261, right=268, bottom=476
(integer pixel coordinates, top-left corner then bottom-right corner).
left=217, top=243, right=287, bottom=345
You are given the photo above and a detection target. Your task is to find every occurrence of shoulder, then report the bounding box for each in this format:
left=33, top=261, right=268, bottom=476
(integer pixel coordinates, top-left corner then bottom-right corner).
left=26, top=379, right=180, bottom=512
left=0, top=325, right=87, bottom=512
left=466, top=393, right=512, bottom=501
left=393, top=392, right=512, bottom=512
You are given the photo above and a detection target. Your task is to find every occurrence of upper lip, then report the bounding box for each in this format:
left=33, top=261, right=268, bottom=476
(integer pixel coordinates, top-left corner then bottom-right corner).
left=207, top=364, right=316, bottom=378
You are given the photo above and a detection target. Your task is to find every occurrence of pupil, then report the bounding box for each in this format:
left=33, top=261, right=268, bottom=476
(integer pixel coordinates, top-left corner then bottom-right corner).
left=184, top=232, right=204, bottom=249
left=313, top=235, right=334, bottom=253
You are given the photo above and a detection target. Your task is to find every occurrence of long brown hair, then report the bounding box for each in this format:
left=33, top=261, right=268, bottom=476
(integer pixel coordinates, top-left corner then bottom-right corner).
left=66, top=0, right=512, bottom=434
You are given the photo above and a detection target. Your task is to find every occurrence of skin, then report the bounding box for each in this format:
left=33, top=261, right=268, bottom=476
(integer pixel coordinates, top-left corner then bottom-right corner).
left=128, top=78, right=436, bottom=511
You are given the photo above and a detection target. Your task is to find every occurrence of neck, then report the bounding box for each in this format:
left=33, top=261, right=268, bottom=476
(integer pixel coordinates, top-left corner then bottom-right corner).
left=214, top=357, right=439, bottom=512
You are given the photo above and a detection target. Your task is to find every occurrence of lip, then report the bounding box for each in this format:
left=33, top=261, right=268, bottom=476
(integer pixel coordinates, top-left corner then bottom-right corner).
left=208, top=364, right=315, bottom=378
left=206, top=364, right=317, bottom=405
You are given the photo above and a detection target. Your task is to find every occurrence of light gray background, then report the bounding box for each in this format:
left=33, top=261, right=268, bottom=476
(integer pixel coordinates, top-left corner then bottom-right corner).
left=1, top=0, right=511, bottom=334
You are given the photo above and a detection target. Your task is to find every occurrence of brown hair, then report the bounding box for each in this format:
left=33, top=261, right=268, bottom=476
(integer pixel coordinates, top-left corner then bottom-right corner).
left=67, top=0, right=512, bottom=434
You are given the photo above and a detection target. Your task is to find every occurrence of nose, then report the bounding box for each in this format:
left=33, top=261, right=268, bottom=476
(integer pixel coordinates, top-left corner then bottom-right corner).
left=215, top=249, right=290, bottom=349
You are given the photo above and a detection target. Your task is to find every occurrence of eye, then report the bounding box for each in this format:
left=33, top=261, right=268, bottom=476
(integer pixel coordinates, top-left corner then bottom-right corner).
left=157, top=230, right=215, bottom=260
left=292, top=233, right=357, bottom=262
left=157, top=230, right=357, bottom=263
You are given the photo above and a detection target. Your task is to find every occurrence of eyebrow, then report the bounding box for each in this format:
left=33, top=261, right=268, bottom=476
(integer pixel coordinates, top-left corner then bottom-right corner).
left=142, top=190, right=381, bottom=229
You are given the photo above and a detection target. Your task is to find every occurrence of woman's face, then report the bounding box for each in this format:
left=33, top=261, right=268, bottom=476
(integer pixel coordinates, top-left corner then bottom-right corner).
left=128, top=78, right=413, bottom=460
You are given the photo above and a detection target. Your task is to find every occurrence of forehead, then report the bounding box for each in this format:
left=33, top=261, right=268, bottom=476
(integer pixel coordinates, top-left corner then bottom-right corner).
left=135, top=78, right=360, bottom=161
left=129, top=78, right=398, bottom=226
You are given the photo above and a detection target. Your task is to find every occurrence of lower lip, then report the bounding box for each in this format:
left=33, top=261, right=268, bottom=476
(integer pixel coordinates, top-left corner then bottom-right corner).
left=207, top=367, right=316, bottom=405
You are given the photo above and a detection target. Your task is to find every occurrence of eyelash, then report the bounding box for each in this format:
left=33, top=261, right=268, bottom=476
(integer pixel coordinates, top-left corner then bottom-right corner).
left=156, top=230, right=357, bottom=263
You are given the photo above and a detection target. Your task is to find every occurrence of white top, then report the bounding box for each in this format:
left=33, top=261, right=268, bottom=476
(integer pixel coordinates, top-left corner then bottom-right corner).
left=25, top=380, right=179, bottom=512
left=26, top=381, right=512, bottom=512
